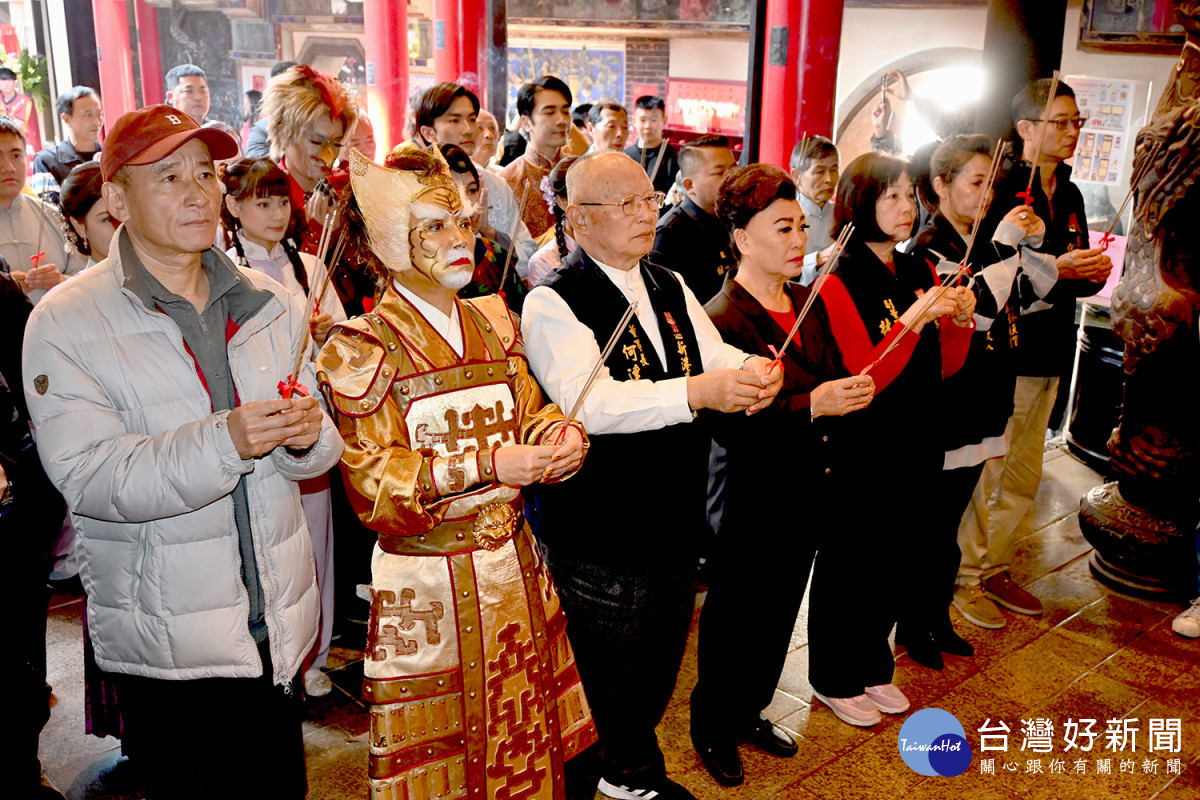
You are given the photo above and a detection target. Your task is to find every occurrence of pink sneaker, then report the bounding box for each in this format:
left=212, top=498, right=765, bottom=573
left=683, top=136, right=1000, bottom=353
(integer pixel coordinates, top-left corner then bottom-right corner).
left=864, top=683, right=910, bottom=714
left=813, top=691, right=882, bottom=727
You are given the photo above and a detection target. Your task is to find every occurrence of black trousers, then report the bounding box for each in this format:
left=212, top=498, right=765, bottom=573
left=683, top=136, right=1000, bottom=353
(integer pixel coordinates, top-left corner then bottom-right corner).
left=16, top=508, right=53, bottom=791
left=896, top=462, right=986, bottom=638
left=691, top=516, right=815, bottom=739
left=545, top=547, right=696, bottom=787
left=111, top=639, right=306, bottom=800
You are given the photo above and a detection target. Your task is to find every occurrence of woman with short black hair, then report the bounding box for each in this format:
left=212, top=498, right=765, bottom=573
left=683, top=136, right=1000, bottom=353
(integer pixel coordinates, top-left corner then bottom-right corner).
left=804, top=151, right=975, bottom=725
left=690, top=163, right=876, bottom=785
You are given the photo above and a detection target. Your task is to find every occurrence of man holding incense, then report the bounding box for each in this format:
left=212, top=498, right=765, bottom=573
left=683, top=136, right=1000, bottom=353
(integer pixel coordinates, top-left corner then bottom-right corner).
left=954, top=78, right=1111, bottom=631
left=521, top=151, right=783, bottom=800
left=317, top=145, right=596, bottom=800
left=0, top=116, right=83, bottom=304
left=23, top=105, right=343, bottom=798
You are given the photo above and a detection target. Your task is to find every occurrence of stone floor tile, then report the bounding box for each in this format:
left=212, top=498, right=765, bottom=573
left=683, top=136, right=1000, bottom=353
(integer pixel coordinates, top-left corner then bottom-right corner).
left=1024, top=569, right=1107, bottom=625
left=795, top=733, right=925, bottom=800
left=1092, top=633, right=1200, bottom=714
left=1027, top=670, right=1148, bottom=724
left=1053, top=593, right=1170, bottom=653
left=1011, top=515, right=1094, bottom=583
left=970, top=630, right=1114, bottom=710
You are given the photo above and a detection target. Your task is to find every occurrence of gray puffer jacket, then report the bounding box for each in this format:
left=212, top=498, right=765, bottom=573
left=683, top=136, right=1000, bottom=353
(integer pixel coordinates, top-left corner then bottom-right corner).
left=23, top=239, right=343, bottom=685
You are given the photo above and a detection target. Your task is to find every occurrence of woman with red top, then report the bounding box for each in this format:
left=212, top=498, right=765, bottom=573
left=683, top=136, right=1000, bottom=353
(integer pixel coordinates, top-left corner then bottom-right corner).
left=806, top=152, right=975, bottom=728
left=692, top=164, right=875, bottom=786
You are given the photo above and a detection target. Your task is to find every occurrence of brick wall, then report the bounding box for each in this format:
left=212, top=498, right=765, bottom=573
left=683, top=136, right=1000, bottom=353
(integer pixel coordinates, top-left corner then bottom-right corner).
left=624, top=37, right=669, bottom=106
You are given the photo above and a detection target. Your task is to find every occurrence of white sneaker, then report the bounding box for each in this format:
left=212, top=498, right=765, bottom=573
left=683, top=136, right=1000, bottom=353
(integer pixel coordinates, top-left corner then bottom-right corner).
left=305, top=666, right=333, bottom=697
left=1172, top=597, right=1200, bottom=638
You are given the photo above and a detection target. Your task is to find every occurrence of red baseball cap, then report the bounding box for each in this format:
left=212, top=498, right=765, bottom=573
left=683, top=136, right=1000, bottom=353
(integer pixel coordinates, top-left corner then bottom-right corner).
left=100, top=104, right=239, bottom=182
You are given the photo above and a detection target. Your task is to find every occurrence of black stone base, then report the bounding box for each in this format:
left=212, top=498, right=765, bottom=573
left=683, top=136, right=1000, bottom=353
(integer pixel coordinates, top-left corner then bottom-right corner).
left=1079, top=482, right=1195, bottom=601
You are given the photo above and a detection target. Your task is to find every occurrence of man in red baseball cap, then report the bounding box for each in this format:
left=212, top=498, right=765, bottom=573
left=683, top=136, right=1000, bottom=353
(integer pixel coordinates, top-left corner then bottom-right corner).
left=23, top=103, right=344, bottom=799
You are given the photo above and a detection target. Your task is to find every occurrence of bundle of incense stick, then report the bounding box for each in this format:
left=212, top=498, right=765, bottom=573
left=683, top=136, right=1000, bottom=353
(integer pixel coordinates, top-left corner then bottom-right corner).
left=498, top=180, right=532, bottom=296
left=1019, top=70, right=1062, bottom=203
left=31, top=204, right=47, bottom=267
left=1099, top=133, right=1164, bottom=249
left=310, top=179, right=338, bottom=263
left=959, top=138, right=1006, bottom=269
left=859, top=260, right=972, bottom=376
left=287, top=194, right=353, bottom=387
left=767, top=223, right=853, bottom=371
left=555, top=298, right=640, bottom=443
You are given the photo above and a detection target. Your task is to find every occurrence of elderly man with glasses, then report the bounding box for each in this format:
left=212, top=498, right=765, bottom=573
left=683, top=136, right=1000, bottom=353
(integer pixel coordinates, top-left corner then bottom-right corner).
left=520, top=151, right=783, bottom=800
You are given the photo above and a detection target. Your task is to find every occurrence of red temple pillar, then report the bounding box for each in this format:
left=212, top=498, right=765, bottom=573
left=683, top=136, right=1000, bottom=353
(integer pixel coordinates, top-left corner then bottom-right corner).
left=134, top=0, right=164, bottom=107
left=796, top=0, right=844, bottom=143
left=458, top=0, right=486, bottom=95
left=364, top=0, right=408, bottom=154
left=433, top=0, right=460, bottom=84
left=757, top=0, right=843, bottom=169
left=92, top=0, right=136, bottom=131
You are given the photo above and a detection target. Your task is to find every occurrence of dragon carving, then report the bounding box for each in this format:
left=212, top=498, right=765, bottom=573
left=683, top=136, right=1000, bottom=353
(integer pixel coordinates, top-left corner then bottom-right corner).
left=1108, top=0, right=1200, bottom=509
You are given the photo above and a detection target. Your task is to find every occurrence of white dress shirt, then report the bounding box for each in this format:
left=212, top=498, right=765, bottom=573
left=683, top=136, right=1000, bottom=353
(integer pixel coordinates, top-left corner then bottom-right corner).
left=521, top=255, right=748, bottom=435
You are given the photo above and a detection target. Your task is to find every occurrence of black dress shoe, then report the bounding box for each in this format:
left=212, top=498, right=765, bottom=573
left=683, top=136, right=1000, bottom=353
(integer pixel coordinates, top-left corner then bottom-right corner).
left=691, top=731, right=744, bottom=787
left=933, top=625, right=974, bottom=657
left=898, top=630, right=945, bottom=671
left=745, top=715, right=798, bottom=758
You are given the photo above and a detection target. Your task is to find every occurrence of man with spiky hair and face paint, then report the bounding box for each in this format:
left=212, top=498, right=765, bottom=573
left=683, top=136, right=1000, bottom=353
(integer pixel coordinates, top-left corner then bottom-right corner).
left=260, top=65, right=358, bottom=253
left=317, top=145, right=597, bottom=800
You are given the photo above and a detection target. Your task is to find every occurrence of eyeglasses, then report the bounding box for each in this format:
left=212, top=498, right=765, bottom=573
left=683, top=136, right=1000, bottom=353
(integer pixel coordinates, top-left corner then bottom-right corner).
left=579, top=191, right=666, bottom=215
left=1031, top=116, right=1085, bottom=132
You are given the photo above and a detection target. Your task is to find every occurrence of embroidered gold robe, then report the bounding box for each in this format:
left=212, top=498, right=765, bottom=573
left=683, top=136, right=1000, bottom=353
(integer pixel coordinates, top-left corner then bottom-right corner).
left=317, top=288, right=596, bottom=800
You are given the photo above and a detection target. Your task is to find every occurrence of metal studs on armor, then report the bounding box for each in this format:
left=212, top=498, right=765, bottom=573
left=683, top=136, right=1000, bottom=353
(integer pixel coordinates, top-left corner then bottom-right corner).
left=456, top=532, right=465, bottom=540
left=434, top=376, right=444, bottom=385
left=418, top=535, right=427, bottom=543
left=465, top=370, right=473, bottom=379
left=387, top=342, right=398, bottom=351
left=400, top=385, right=410, bottom=395
left=360, top=400, right=371, bottom=409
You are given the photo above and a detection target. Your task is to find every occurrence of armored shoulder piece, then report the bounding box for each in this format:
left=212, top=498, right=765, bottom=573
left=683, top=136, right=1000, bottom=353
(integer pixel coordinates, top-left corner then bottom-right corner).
left=317, top=318, right=393, bottom=417
left=461, top=294, right=519, bottom=354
